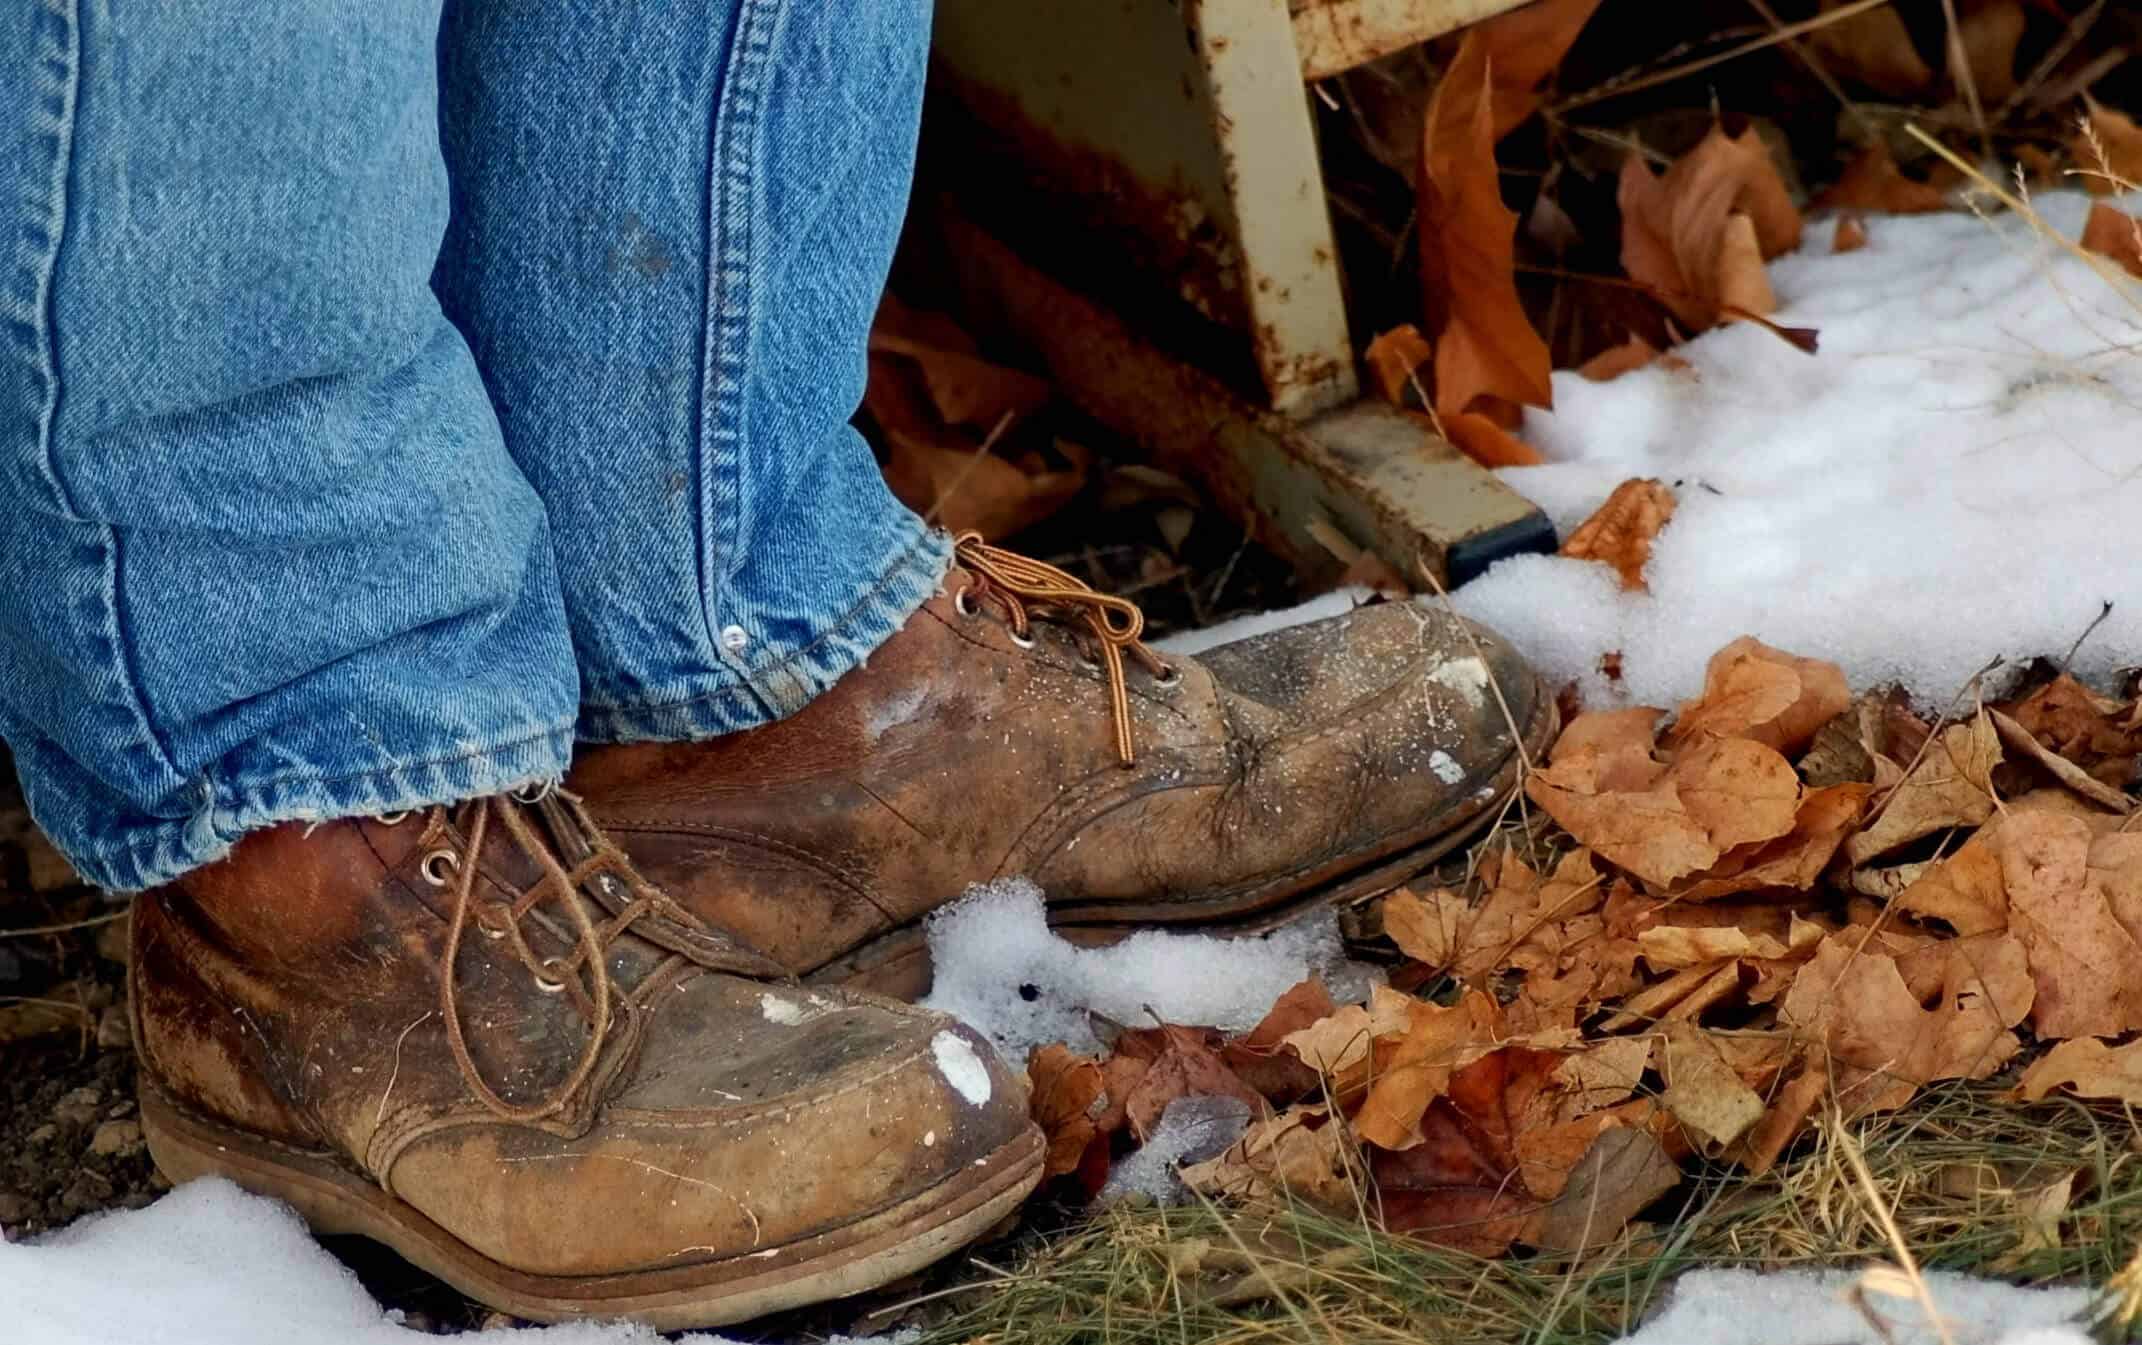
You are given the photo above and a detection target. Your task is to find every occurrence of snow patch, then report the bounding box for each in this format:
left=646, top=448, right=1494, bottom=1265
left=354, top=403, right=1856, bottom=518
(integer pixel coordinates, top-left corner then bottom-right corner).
left=1456, top=192, right=2142, bottom=710
left=758, top=992, right=808, bottom=1026
left=1615, top=1267, right=2090, bottom=1345
left=863, top=684, right=929, bottom=741
left=930, top=1031, right=993, bottom=1107
left=1427, top=749, right=1466, bottom=784
left=920, top=878, right=1378, bottom=1058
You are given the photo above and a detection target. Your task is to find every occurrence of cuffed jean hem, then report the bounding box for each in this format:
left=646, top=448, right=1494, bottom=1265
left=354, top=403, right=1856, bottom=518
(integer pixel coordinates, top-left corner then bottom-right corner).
left=72, top=718, right=575, bottom=893
left=576, top=524, right=954, bottom=744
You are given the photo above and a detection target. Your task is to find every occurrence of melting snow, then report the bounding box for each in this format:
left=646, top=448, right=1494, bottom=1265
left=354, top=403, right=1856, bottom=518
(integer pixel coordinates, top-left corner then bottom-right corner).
left=919, top=877, right=1377, bottom=1059
left=1613, top=1267, right=2091, bottom=1345
left=1453, top=192, right=2142, bottom=711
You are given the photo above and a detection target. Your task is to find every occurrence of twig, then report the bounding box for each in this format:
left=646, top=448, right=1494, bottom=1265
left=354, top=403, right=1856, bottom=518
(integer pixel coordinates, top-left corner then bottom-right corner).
left=0, top=908, right=126, bottom=940
left=922, top=408, right=1019, bottom=527
left=1937, top=0, right=1992, bottom=164
left=1552, top=0, right=1901, bottom=115
left=2062, top=599, right=2114, bottom=675
left=1993, top=0, right=2104, bottom=125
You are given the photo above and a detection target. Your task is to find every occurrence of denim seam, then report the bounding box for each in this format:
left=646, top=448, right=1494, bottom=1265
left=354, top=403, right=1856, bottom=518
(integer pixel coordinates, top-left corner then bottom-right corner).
left=17, top=0, right=186, bottom=793
left=696, top=0, right=784, bottom=668
left=577, top=523, right=945, bottom=722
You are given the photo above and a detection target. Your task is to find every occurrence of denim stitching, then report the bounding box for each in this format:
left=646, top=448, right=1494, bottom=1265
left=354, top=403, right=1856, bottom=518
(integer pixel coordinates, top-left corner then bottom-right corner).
left=14, top=2, right=187, bottom=801
left=697, top=0, right=785, bottom=662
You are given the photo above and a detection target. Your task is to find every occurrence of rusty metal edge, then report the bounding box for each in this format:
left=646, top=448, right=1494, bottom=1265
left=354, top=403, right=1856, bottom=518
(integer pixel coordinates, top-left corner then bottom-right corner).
left=941, top=199, right=1553, bottom=586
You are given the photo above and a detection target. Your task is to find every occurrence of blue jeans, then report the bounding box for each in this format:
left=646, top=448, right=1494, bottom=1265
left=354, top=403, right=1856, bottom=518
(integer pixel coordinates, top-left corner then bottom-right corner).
left=0, top=0, right=947, bottom=891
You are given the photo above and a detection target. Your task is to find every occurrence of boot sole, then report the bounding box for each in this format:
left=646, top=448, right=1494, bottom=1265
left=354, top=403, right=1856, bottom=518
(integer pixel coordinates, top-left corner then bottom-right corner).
left=139, top=1078, right=1045, bottom=1331
left=816, top=689, right=1558, bottom=999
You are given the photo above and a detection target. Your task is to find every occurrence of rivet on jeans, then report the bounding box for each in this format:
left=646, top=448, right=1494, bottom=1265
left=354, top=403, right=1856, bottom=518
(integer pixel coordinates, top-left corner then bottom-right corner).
left=720, top=624, right=749, bottom=652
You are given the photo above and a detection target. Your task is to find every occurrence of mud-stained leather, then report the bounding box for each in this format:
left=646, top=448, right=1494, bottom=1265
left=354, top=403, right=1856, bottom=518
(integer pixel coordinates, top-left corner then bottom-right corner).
left=129, top=802, right=1032, bottom=1277
left=570, top=575, right=1549, bottom=976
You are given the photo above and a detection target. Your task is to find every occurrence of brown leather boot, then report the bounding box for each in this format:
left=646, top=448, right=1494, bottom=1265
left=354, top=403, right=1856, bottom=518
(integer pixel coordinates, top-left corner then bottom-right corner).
left=571, top=535, right=1555, bottom=996
left=130, top=790, right=1042, bottom=1328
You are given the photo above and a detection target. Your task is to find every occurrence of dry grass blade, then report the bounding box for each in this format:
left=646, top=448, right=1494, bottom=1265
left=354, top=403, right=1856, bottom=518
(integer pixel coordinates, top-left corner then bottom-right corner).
left=0, top=907, right=126, bottom=940
left=1552, top=0, right=1900, bottom=115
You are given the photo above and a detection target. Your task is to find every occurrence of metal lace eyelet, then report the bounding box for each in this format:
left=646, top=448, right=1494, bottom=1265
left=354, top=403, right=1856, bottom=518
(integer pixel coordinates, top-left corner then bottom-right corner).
left=953, top=586, right=979, bottom=618
left=1008, top=629, right=1036, bottom=650
left=532, top=960, right=569, bottom=994
left=473, top=910, right=508, bottom=942
left=511, top=779, right=555, bottom=804
left=419, top=849, right=460, bottom=886
left=374, top=810, right=410, bottom=826
left=1152, top=664, right=1182, bottom=692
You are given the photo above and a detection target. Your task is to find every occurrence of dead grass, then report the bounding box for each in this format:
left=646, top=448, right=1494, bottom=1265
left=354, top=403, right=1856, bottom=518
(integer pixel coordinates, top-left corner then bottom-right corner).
left=908, top=1083, right=2142, bottom=1345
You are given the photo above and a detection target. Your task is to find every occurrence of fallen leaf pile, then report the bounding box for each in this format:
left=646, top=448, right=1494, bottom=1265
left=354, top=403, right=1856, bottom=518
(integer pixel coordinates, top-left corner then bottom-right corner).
left=1021, top=635, right=2142, bottom=1257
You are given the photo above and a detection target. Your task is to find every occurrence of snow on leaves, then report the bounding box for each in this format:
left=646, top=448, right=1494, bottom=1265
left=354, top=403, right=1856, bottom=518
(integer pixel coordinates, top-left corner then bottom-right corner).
left=1019, top=637, right=2142, bottom=1258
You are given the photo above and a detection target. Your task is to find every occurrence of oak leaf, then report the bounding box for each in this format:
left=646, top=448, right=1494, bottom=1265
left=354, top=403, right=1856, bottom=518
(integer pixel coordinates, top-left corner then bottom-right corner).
left=1559, top=478, right=1676, bottom=591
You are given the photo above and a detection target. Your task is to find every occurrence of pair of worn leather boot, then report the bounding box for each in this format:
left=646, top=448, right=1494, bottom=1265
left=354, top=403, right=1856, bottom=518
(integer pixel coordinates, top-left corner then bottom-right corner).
left=133, top=538, right=1549, bottom=1327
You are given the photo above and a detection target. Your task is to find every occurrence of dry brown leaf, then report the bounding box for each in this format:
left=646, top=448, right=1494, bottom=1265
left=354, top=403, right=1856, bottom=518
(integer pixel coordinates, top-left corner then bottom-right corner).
left=2013, top=1036, right=2142, bottom=1103
left=1364, top=325, right=1434, bottom=408
left=1559, top=478, right=1677, bottom=591
left=1419, top=29, right=1553, bottom=423
left=1895, top=825, right=2008, bottom=936
left=1678, top=783, right=1873, bottom=901
left=1027, top=1044, right=1106, bottom=1179
left=1730, top=1054, right=1828, bottom=1174
left=870, top=335, right=1051, bottom=429
left=1281, top=983, right=1415, bottom=1086
left=1222, top=978, right=1338, bottom=1102
left=1618, top=125, right=1804, bottom=332
left=1124, top=1036, right=1270, bottom=1141
left=1659, top=1022, right=1765, bottom=1150
left=1833, top=215, right=1869, bottom=254
left=1470, top=0, right=1605, bottom=138
left=1354, top=989, right=1516, bottom=1150
left=1443, top=408, right=1547, bottom=467
left=1780, top=931, right=2033, bottom=1108
left=1846, top=713, right=2003, bottom=865
left=2080, top=203, right=2142, bottom=281
left=2074, top=97, right=2142, bottom=196
left=2003, top=672, right=2142, bottom=787
left=1665, top=637, right=1852, bottom=760
left=1389, top=847, right=1608, bottom=985
left=1999, top=809, right=2142, bottom=1040
left=1520, top=1127, right=1679, bottom=1252
left=1182, top=1106, right=1355, bottom=1209
left=1529, top=712, right=1801, bottom=888
left=1991, top=706, right=2134, bottom=813
left=1576, top=332, right=1690, bottom=382
left=867, top=354, right=1079, bottom=540
left=1814, top=142, right=1950, bottom=214
left=1949, top=0, right=2023, bottom=106
left=1809, top=0, right=1935, bottom=98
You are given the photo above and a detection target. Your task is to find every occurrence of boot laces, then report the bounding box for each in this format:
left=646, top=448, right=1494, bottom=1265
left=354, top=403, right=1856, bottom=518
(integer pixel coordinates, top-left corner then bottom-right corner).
left=426, top=791, right=763, bottom=1123
left=952, top=531, right=1173, bottom=766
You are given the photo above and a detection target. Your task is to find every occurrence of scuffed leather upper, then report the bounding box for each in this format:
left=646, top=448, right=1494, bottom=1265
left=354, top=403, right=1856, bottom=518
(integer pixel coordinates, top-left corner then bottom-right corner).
left=571, top=579, right=1548, bottom=975
left=130, top=801, right=1031, bottom=1276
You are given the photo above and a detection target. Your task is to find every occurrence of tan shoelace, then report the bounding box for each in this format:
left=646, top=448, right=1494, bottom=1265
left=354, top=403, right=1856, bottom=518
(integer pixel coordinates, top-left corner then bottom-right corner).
left=952, top=531, right=1172, bottom=766
left=427, top=790, right=775, bottom=1123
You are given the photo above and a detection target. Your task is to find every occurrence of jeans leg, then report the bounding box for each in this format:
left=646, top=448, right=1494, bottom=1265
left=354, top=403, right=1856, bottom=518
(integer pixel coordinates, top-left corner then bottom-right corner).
left=0, top=0, right=578, bottom=890
left=434, top=0, right=947, bottom=745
